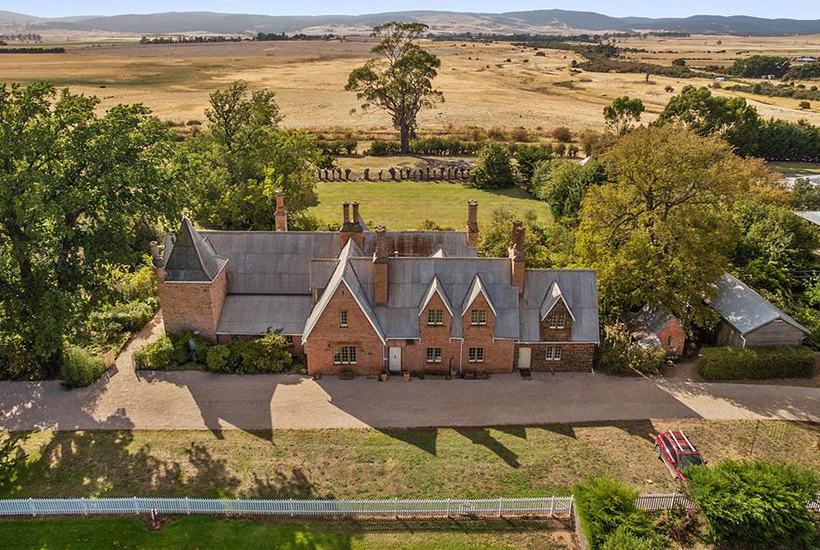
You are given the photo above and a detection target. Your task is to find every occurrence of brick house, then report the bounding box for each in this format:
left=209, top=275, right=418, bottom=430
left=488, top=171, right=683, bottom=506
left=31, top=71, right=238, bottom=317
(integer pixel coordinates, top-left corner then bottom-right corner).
left=155, top=196, right=599, bottom=375
left=623, top=305, right=687, bottom=358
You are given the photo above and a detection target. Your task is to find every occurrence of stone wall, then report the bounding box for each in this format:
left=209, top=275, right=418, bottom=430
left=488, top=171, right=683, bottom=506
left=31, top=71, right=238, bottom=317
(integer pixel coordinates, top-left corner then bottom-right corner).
left=516, top=343, right=595, bottom=372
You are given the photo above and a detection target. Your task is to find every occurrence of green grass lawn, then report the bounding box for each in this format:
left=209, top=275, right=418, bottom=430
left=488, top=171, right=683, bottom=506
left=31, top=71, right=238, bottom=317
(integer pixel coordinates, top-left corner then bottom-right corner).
left=309, top=181, right=551, bottom=229
left=2, top=421, right=819, bottom=501
left=767, top=161, right=820, bottom=177
left=0, top=517, right=570, bottom=550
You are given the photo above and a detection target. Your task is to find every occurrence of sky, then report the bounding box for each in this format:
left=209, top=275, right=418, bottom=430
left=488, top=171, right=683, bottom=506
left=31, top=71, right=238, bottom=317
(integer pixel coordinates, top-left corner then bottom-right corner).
left=5, top=1, right=820, bottom=20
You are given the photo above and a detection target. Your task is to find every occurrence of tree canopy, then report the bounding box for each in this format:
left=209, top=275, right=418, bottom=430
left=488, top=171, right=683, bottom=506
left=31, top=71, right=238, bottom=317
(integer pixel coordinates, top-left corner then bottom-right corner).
left=655, top=85, right=761, bottom=156
left=603, top=96, right=645, bottom=136
left=576, top=126, right=779, bottom=324
left=184, top=82, right=320, bottom=230
left=0, top=83, right=183, bottom=377
left=346, top=22, right=442, bottom=154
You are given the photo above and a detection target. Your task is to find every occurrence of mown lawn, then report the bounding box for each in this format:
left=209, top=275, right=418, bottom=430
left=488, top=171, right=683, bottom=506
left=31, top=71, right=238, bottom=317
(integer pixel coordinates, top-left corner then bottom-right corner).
left=0, top=517, right=570, bottom=550
left=2, top=421, right=819, bottom=501
left=310, top=181, right=551, bottom=229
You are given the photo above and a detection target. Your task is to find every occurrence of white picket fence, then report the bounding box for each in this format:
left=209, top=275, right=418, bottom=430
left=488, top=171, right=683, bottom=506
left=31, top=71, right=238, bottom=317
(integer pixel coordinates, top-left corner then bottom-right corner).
left=0, top=496, right=573, bottom=518
left=0, top=494, right=816, bottom=518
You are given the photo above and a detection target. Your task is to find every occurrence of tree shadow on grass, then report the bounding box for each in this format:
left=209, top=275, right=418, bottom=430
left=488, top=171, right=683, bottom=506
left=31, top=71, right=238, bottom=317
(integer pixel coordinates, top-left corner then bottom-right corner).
left=455, top=427, right=520, bottom=468
left=376, top=428, right=438, bottom=456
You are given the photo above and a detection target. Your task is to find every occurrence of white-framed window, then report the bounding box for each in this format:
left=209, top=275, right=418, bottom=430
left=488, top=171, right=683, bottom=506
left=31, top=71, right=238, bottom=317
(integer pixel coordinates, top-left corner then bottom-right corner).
left=470, top=309, right=487, bottom=326
left=426, top=347, right=442, bottom=363
left=545, top=345, right=562, bottom=360
left=427, top=309, right=444, bottom=326
left=333, top=345, right=357, bottom=364
left=339, top=310, right=348, bottom=328
left=468, top=347, right=485, bottom=363
left=548, top=313, right=567, bottom=329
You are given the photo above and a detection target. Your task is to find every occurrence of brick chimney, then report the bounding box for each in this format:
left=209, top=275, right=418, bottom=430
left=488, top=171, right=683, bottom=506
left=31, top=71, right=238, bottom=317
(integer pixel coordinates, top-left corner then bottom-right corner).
left=373, top=225, right=389, bottom=304
left=340, top=201, right=364, bottom=248
left=509, top=221, right=525, bottom=296
left=352, top=201, right=361, bottom=224
left=274, top=189, right=288, bottom=232
left=466, top=200, right=479, bottom=247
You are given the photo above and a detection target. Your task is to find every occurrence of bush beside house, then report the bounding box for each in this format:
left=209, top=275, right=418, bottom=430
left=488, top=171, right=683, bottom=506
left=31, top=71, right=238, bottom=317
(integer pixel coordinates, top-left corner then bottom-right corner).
left=60, top=345, right=106, bottom=388
left=135, top=332, right=292, bottom=374
left=698, top=346, right=816, bottom=380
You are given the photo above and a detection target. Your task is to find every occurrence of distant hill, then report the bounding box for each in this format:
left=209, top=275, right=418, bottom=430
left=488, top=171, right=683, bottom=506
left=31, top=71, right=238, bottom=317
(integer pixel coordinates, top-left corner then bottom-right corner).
left=4, top=9, right=820, bottom=36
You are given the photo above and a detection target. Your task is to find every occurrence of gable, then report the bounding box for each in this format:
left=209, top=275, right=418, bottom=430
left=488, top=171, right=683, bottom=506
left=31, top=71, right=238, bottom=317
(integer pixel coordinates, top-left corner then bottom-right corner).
left=539, top=281, right=575, bottom=322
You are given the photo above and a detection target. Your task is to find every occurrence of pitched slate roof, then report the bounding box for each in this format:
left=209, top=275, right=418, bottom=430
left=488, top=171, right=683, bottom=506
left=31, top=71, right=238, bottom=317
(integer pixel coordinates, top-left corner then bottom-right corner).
left=349, top=257, right=521, bottom=340
left=711, top=273, right=809, bottom=335
left=216, top=295, right=314, bottom=336
left=539, top=281, right=575, bottom=321
left=418, top=275, right=453, bottom=316
left=361, top=231, right=476, bottom=258
left=302, top=240, right=386, bottom=344
left=623, top=305, right=678, bottom=335
left=164, top=217, right=227, bottom=282
left=520, top=270, right=599, bottom=343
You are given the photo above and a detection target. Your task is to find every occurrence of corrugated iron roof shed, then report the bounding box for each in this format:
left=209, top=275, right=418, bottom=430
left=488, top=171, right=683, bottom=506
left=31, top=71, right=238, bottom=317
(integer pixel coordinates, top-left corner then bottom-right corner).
left=711, top=273, right=809, bottom=335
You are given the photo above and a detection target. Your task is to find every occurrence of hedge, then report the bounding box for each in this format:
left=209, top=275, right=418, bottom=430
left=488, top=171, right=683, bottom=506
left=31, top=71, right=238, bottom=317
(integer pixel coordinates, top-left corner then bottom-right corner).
left=697, top=346, right=816, bottom=380
left=133, top=336, right=175, bottom=370
left=686, top=460, right=820, bottom=547
left=573, top=476, right=656, bottom=550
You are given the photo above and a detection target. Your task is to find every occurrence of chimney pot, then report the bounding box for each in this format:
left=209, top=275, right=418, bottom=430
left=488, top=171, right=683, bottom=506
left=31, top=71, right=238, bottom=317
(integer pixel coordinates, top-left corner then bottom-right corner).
left=466, top=200, right=479, bottom=247
left=352, top=201, right=360, bottom=223
left=342, top=202, right=350, bottom=225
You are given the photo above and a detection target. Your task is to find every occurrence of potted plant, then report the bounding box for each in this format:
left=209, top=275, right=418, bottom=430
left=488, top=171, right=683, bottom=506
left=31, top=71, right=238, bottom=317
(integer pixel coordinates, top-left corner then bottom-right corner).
left=402, top=369, right=411, bottom=382
left=379, top=367, right=389, bottom=382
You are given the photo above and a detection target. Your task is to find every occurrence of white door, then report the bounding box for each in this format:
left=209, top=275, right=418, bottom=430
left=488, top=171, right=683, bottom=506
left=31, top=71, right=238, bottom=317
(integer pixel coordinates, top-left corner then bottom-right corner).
left=389, top=347, right=402, bottom=372
left=518, top=347, right=531, bottom=370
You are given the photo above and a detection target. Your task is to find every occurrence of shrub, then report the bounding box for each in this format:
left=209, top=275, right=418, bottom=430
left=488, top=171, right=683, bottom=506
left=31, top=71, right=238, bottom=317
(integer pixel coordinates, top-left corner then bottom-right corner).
left=365, top=140, right=401, bottom=156
left=687, top=460, right=820, bottom=547
left=169, top=331, right=212, bottom=366
left=574, top=476, right=655, bottom=550
left=551, top=126, right=573, bottom=142
left=206, top=344, right=231, bottom=372
left=554, top=142, right=566, bottom=157
left=255, top=332, right=293, bottom=373
left=697, top=346, right=816, bottom=380
left=800, top=100, right=811, bottom=110
left=61, top=345, right=105, bottom=388
left=514, top=144, right=553, bottom=185
left=133, top=336, right=175, bottom=370
left=598, top=323, right=665, bottom=375
left=672, top=58, right=687, bottom=67
left=487, top=127, right=507, bottom=141
left=601, top=527, right=663, bottom=550
left=470, top=143, right=515, bottom=189
left=113, top=263, right=158, bottom=302
left=90, top=298, right=157, bottom=334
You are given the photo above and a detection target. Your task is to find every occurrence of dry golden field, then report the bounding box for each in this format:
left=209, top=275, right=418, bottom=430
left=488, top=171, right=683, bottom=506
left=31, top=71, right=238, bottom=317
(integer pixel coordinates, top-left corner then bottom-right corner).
left=3, top=34, right=820, bottom=132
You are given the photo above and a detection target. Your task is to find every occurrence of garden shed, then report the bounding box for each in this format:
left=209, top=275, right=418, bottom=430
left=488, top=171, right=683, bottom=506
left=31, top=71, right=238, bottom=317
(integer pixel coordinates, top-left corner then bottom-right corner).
left=710, top=273, right=809, bottom=348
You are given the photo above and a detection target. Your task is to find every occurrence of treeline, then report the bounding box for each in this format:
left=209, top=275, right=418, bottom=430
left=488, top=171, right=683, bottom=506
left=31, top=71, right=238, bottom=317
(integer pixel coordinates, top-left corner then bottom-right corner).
left=0, top=47, right=65, bottom=54
left=0, top=33, right=42, bottom=41
left=724, top=54, right=820, bottom=81
left=758, top=119, right=820, bottom=162
left=725, top=81, right=820, bottom=101
left=256, top=32, right=337, bottom=41
left=431, top=31, right=688, bottom=43
left=139, top=36, right=244, bottom=45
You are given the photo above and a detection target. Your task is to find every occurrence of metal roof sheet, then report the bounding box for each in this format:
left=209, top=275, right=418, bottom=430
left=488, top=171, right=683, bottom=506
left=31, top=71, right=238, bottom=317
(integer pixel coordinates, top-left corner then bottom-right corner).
left=796, top=211, right=820, bottom=227
left=711, top=273, right=810, bottom=335
left=164, top=218, right=227, bottom=282
left=520, top=269, right=599, bottom=343
left=216, top=294, right=314, bottom=335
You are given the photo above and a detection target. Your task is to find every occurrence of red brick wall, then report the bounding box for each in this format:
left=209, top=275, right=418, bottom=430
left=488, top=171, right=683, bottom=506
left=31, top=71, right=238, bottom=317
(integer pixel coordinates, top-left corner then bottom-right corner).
left=658, top=322, right=686, bottom=357
left=462, top=293, right=514, bottom=373
left=516, top=343, right=595, bottom=372
left=303, top=284, right=384, bottom=376
left=403, top=292, right=458, bottom=374
left=158, top=266, right=227, bottom=341
left=539, top=299, right=573, bottom=342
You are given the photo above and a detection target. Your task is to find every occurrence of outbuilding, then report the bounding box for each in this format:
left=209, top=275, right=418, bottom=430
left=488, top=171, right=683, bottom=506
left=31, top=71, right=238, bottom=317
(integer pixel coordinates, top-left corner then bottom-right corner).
left=622, top=305, right=686, bottom=358
left=710, top=273, right=810, bottom=348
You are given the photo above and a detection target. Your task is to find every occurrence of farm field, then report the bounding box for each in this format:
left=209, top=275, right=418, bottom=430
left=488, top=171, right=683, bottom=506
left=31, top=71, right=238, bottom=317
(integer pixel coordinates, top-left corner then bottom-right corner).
left=3, top=35, right=820, bottom=133
left=310, top=180, right=550, bottom=229
left=0, top=517, right=572, bottom=550
left=2, top=420, right=818, bottom=501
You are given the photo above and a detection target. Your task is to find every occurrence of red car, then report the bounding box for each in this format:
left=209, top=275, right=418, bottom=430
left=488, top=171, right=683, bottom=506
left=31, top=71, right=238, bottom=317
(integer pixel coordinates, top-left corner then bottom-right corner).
left=654, top=430, right=704, bottom=481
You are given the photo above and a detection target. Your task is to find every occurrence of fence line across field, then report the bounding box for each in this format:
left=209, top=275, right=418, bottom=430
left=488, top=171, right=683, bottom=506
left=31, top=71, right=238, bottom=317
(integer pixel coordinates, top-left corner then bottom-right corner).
left=1, top=494, right=817, bottom=518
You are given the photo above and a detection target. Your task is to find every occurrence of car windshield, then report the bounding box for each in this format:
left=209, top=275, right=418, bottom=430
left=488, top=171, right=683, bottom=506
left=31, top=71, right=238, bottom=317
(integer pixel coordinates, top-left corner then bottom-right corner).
left=679, top=454, right=703, bottom=469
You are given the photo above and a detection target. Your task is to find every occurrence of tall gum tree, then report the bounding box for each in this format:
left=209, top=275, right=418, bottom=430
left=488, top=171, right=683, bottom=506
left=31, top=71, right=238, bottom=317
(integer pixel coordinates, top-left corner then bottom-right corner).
left=346, top=22, right=443, bottom=154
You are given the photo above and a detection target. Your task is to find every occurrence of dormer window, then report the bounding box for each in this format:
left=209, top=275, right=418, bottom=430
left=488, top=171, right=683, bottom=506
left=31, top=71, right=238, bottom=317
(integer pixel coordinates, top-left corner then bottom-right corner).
left=339, top=310, right=348, bottom=328
left=548, top=313, right=567, bottom=329
left=427, top=309, right=444, bottom=326
left=470, top=309, right=487, bottom=326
